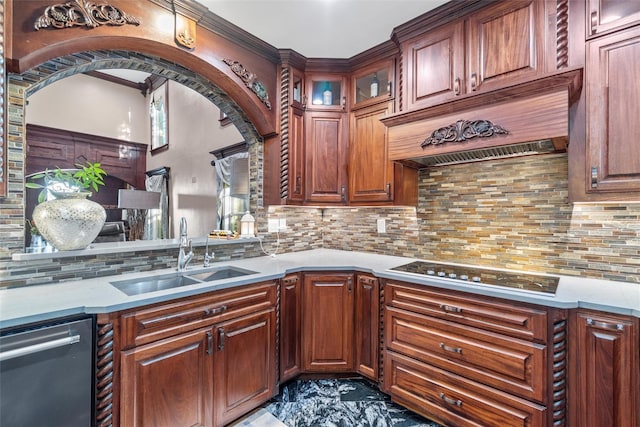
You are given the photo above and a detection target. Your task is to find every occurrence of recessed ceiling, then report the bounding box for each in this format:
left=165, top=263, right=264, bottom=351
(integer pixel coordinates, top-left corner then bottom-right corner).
left=198, top=0, right=449, bottom=58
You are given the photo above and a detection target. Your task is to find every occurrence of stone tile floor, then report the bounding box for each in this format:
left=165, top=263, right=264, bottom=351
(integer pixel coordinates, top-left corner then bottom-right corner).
left=232, top=378, right=444, bottom=427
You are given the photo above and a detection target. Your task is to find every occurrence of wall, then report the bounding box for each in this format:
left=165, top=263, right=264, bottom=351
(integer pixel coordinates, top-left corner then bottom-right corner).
left=146, top=80, right=243, bottom=238
left=26, top=74, right=148, bottom=143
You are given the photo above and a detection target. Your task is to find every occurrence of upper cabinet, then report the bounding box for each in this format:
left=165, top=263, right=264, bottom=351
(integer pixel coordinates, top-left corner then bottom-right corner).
left=401, top=0, right=548, bottom=111
left=586, top=26, right=640, bottom=195
left=587, top=0, right=640, bottom=38
left=351, top=60, right=393, bottom=108
left=307, top=74, right=347, bottom=111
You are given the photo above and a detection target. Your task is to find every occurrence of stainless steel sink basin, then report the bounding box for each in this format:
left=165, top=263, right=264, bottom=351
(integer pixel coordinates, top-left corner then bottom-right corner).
left=110, top=273, right=201, bottom=296
left=187, top=266, right=257, bottom=282
left=110, top=266, right=258, bottom=296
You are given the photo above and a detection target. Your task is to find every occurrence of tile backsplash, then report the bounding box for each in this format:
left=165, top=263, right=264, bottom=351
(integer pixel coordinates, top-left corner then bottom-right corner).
left=2, top=153, right=639, bottom=286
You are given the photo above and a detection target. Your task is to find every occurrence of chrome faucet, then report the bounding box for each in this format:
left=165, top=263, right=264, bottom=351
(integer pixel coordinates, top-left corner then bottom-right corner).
left=177, top=217, right=194, bottom=271
left=203, top=235, right=214, bottom=267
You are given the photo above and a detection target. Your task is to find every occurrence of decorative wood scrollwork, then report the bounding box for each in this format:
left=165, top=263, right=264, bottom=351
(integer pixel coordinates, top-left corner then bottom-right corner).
left=421, top=119, right=509, bottom=148
left=34, top=0, right=141, bottom=31
left=96, top=320, right=115, bottom=427
left=222, top=59, right=272, bottom=110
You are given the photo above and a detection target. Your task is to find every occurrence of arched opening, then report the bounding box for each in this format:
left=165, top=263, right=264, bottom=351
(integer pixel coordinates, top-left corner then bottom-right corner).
left=9, top=49, right=267, bottom=250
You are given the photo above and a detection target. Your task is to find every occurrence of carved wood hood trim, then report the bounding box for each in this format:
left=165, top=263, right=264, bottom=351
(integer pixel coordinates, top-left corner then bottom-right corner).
left=383, top=68, right=583, bottom=167
left=421, top=120, right=509, bottom=148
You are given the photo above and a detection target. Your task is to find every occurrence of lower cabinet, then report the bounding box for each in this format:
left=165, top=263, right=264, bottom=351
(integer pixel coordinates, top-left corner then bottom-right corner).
left=116, top=281, right=277, bottom=427
left=571, top=310, right=639, bottom=427
left=213, top=310, right=276, bottom=426
left=120, top=328, right=214, bottom=427
left=302, top=272, right=355, bottom=372
left=382, top=280, right=568, bottom=427
left=280, top=274, right=302, bottom=382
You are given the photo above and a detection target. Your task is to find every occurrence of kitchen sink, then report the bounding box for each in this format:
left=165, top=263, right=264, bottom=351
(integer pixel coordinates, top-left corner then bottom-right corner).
left=110, top=273, right=201, bottom=296
left=110, top=266, right=258, bottom=296
left=187, top=266, right=257, bottom=282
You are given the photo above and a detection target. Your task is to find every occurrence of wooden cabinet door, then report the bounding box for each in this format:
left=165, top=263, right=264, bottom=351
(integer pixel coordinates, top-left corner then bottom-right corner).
left=355, top=274, right=379, bottom=381
left=587, top=0, right=640, bottom=38
left=402, top=20, right=464, bottom=110
left=287, top=106, right=305, bottom=202
left=466, top=0, right=545, bottom=94
left=280, top=274, right=302, bottom=382
left=349, top=101, right=394, bottom=204
left=574, top=310, right=639, bottom=427
left=587, top=26, right=640, bottom=194
left=120, top=328, right=214, bottom=427
left=213, top=309, right=276, bottom=426
left=305, top=111, right=348, bottom=204
left=302, top=273, right=355, bottom=372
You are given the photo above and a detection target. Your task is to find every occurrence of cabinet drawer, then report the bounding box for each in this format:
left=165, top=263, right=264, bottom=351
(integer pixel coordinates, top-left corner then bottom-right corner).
left=385, top=281, right=548, bottom=342
left=385, top=306, right=546, bottom=402
left=120, top=281, right=277, bottom=348
left=385, top=351, right=546, bottom=427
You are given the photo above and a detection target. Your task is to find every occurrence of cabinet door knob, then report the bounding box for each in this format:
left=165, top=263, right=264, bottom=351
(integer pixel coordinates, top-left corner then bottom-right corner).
left=470, top=73, right=478, bottom=91
left=440, top=392, right=462, bottom=407
left=454, top=77, right=461, bottom=96
left=218, top=327, right=225, bottom=351
left=590, top=10, right=598, bottom=35
left=586, top=318, right=624, bottom=331
left=591, top=166, right=598, bottom=188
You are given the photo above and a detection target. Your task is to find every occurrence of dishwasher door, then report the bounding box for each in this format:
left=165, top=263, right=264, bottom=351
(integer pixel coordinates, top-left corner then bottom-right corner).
left=0, top=316, right=94, bottom=427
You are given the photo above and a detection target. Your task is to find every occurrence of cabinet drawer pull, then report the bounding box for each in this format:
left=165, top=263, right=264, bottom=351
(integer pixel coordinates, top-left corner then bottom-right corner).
left=440, top=342, right=462, bottom=354
left=590, top=10, right=598, bottom=34
left=205, top=305, right=227, bottom=317
left=440, top=392, right=462, bottom=407
left=470, top=73, right=477, bottom=91
left=439, top=304, right=462, bottom=313
left=218, top=327, right=225, bottom=351
left=359, top=276, right=376, bottom=286
left=587, top=318, right=624, bottom=331
left=454, top=77, right=460, bottom=95
left=206, top=331, right=213, bottom=355
left=591, top=166, right=598, bottom=188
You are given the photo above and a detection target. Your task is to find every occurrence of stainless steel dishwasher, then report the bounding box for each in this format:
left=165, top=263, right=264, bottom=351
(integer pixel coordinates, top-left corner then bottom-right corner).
left=0, top=316, right=94, bottom=426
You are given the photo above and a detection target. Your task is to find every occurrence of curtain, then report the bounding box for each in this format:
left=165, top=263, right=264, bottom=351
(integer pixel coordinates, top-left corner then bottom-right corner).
left=214, top=152, right=249, bottom=232
left=144, top=174, right=169, bottom=239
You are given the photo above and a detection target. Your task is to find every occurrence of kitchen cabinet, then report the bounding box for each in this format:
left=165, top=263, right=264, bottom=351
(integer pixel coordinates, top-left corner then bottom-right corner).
left=280, top=274, right=302, bottom=382
left=304, top=110, right=349, bottom=204
left=213, top=309, right=276, bottom=426
left=587, top=0, right=640, bottom=39
left=382, top=280, right=568, bottom=427
left=302, top=272, right=355, bottom=372
left=349, top=101, right=394, bottom=203
left=585, top=25, right=640, bottom=195
left=117, top=281, right=277, bottom=427
left=120, top=328, right=214, bottom=427
left=354, top=274, right=379, bottom=381
left=401, top=0, right=548, bottom=111
left=571, top=310, right=639, bottom=427
left=351, top=59, right=393, bottom=108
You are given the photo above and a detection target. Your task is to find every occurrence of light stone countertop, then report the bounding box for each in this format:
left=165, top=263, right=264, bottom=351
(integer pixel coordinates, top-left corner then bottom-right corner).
left=1, top=249, right=639, bottom=329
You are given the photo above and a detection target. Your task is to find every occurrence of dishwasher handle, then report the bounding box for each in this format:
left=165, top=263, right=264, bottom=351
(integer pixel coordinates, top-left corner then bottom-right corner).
left=0, top=335, right=81, bottom=362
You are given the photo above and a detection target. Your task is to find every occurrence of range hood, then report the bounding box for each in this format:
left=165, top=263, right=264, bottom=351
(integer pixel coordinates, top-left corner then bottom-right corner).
left=382, top=68, right=583, bottom=168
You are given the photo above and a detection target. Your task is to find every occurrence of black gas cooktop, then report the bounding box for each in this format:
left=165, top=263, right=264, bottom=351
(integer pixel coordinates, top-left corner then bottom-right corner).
left=389, top=261, right=559, bottom=294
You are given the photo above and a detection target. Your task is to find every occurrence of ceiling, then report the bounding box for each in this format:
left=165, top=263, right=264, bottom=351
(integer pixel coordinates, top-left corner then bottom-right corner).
left=197, top=0, right=450, bottom=58
left=99, top=0, right=449, bottom=83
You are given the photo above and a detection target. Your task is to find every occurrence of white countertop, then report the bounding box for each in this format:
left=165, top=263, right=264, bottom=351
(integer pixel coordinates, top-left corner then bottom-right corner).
left=1, top=249, right=639, bottom=329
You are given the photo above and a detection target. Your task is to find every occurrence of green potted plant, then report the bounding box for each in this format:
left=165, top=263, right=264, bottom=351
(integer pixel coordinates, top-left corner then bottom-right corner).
left=26, top=161, right=107, bottom=202
left=27, top=162, right=108, bottom=251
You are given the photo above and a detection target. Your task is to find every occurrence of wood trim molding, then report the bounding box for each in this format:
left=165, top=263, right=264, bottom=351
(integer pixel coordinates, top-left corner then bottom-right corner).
left=556, top=0, right=569, bottom=69
left=34, top=0, right=140, bottom=31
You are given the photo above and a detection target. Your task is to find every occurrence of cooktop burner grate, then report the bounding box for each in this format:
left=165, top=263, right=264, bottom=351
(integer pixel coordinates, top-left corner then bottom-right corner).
left=389, top=261, right=559, bottom=294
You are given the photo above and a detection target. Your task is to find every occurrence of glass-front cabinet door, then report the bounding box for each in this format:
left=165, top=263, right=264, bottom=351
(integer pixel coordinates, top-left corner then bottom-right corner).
left=351, top=60, right=393, bottom=108
left=307, top=75, right=347, bottom=110
left=588, top=0, right=640, bottom=38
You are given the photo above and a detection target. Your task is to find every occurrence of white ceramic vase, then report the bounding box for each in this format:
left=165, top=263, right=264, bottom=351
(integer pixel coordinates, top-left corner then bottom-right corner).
left=33, top=192, right=106, bottom=251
